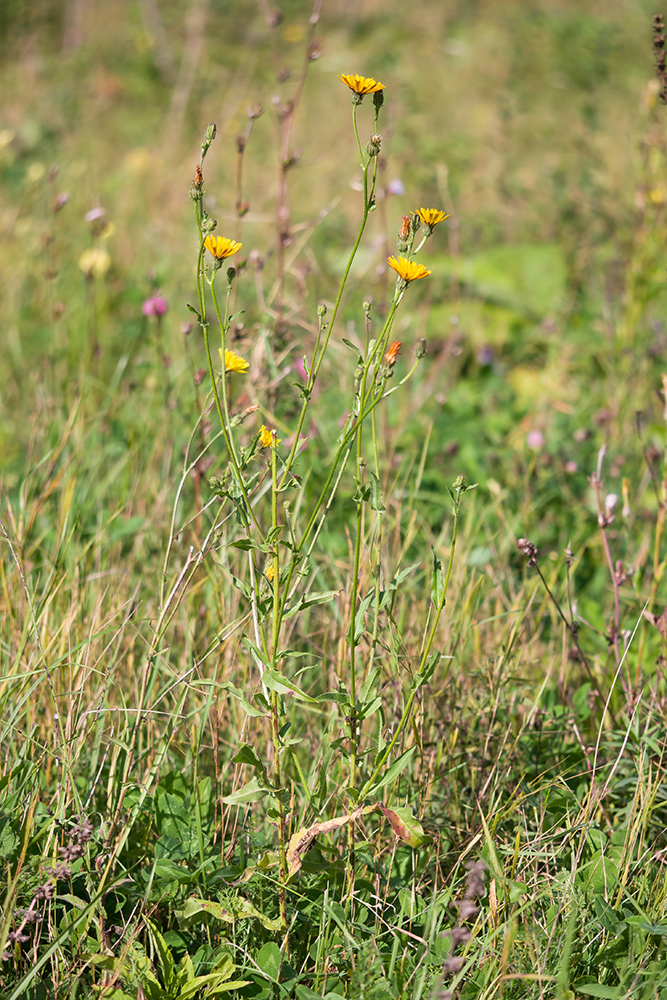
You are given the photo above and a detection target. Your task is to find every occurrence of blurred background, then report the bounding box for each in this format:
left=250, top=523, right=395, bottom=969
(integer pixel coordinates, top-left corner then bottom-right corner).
left=0, top=0, right=664, bottom=555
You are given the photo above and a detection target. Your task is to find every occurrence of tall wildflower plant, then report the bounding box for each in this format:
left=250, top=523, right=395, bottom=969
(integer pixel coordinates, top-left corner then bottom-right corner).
left=189, top=77, right=469, bottom=943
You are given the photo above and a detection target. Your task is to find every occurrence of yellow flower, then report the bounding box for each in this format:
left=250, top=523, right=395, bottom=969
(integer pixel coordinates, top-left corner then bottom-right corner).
left=413, top=207, right=449, bottom=228
left=204, top=235, right=242, bottom=260
left=259, top=424, right=281, bottom=448
left=264, top=564, right=275, bottom=582
left=338, top=74, right=385, bottom=95
left=78, top=247, right=111, bottom=278
left=387, top=255, right=431, bottom=283
left=218, top=348, right=249, bottom=373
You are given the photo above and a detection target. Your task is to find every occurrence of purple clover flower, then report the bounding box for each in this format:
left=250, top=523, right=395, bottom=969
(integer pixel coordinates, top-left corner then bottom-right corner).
left=142, top=295, right=168, bottom=318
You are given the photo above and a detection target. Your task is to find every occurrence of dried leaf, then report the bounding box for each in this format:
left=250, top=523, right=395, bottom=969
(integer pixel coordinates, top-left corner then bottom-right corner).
left=643, top=607, right=667, bottom=639
left=286, top=807, right=365, bottom=876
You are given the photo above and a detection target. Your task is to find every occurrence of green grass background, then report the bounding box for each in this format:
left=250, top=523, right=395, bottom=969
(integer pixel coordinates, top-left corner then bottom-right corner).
left=3, top=1, right=667, bottom=998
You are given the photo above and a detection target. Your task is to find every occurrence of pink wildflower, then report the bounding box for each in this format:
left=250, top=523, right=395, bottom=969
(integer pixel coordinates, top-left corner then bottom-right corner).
left=142, top=295, right=168, bottom=318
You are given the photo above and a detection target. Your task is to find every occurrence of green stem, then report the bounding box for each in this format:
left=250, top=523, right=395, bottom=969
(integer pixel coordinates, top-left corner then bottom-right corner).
left=268, top=439, right=288, bottom=940
left=199, top=269, right=264, bottom=539
left=210, top=277, right=235, bottom=453
left=278, top=105, right=377, bottom=490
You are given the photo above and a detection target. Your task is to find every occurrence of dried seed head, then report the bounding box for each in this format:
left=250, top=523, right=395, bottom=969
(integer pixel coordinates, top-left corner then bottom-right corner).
left=517, top=537, right=538, bottom=567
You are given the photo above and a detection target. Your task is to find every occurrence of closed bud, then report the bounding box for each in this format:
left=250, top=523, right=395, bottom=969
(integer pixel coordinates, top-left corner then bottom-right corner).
left=317, top=303, right=327, bottom=318
left=372, top=89, right=384, bottom=112
left=227, top=266, right=236, bottom=283
left=366, top=133, right=382, bottom=157
left=201, top=213, right=217, bottom=233
left=363, top=300, right=372, bottom=316
left=415, top=337, right=427, bottom=359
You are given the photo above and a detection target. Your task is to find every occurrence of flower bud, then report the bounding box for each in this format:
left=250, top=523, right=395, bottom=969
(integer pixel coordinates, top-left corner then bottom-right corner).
left=317, top=303, right=327, bottom=318
left=415, top=337, right=427, bottom=359
left=366, top=133, right=382, bottom=157
left=201, top=213, right=217, bottom=233
left=372, top=89, right=384, bottom=112
left=201, top=123, right=217, bottom=154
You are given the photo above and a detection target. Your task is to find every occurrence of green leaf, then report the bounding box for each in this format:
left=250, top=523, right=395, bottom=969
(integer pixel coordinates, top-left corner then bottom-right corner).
left=144, top=918, right=174, bottom=991
left=342, top=338, right=362, bottom=359
left=416, top=650, right=440, bottom=686
left=359, top=666, right=380, bottom=703
left=315, top=691, right=351, bottom=706
left=430, top=547, right=443, bottom=606
left=180, top=974, right=250, bottom=999
left=229, top=537, right=265, bottom=552
left=177, top=896, right=281, bottom=931
left=574, top=985, right=620, bottom=999
left=358, top=696, right=382, bottom=720
left=256, top=941, right=282, bottom=981
left=295, top=989, right=347, bottom=1000
left=369, top=471, right=385, bottom=512
left=262, top=668, right=317, bottom=703
left=366, top=747, right=416, bottom=796
left=231, top=743, right=266, bottom=773
left=230, top=574, right=252, bottom=600
left=222, top=777, right=267, bottom=805
left=625, top=916, right=667, bottom=934
left=346, top=592, right=373, bottom=644
left=241, top=635, right=270, bottom=669
left=283, top=590, right=341, bottom=620
left=220, top=681, right=266, bottom=718
left=292, top=381, right=312, bottom=400
left=173, top=953, right=196, bottom=992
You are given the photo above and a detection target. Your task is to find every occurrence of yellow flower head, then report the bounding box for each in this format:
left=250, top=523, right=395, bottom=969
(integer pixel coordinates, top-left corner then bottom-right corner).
left=259, top=425, right=281, bottom=448
left=264, top=563, right=275, bottom=582
left=78, top=247, right=111, bottom=278
left=204, top=235, right=242, bottom=260
left=338, top=74, right=385, bottom=95
left=218, top=348, right=249, bottom=373
left=413, top=207, right=449, bottom=229
left=387, top=255, right=431, bottom=284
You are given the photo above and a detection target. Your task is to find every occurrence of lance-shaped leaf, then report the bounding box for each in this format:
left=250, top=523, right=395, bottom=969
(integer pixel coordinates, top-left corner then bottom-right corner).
left=369, top=471, right=386, bottom=512
left=222, top=776, right=267, bottom=805
left=177, top=896, right=281, bottom=932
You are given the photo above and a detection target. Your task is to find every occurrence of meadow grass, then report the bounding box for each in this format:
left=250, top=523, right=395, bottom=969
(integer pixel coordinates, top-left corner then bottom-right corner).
left=2, top=1, right=667, bottom=998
